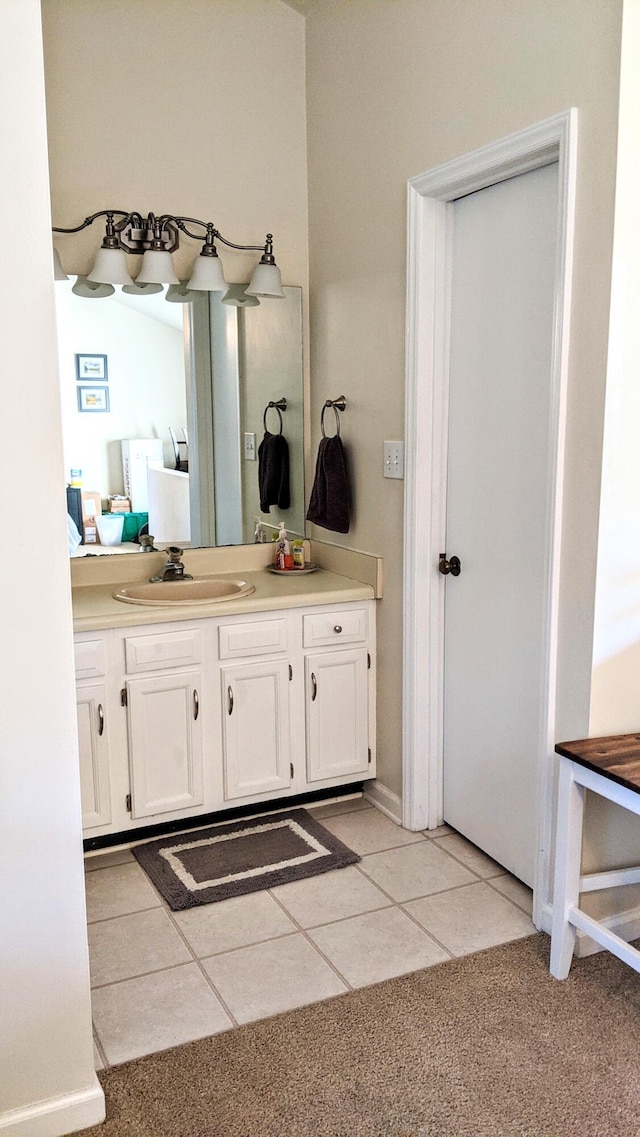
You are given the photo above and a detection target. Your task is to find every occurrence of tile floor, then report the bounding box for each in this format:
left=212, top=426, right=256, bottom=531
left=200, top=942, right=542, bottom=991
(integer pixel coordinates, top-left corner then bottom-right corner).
left=85, top=797, right=535, bottom=1069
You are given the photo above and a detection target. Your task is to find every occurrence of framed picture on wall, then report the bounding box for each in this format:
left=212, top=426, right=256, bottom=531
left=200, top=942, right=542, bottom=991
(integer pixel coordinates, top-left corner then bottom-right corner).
left=77, top=385, right=110, bottom=413
left=76, top=353, right=108, bottom=382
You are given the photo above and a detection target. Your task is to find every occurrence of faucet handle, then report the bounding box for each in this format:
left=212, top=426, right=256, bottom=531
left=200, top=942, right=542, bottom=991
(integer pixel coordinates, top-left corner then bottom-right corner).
left=165, top=546, right=184, bottom=562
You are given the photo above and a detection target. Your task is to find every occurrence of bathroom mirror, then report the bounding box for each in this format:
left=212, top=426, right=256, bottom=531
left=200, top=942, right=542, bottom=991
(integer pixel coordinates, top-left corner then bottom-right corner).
left=54, top=282, right=304, bottom=553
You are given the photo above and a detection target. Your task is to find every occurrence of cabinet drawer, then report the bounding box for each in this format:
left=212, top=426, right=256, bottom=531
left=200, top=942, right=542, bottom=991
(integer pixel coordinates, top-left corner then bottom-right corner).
left=74, top=638, right=106, bottom=679
left=303, top=608, right=368, bottom=648
left=124, top=629, right=202, bottom=674
left=218, top=619, right=287, bottom=659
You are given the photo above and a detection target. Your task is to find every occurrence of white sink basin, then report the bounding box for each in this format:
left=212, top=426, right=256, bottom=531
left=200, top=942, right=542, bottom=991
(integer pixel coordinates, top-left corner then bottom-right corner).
left=113, top=578, right=255, bottom=606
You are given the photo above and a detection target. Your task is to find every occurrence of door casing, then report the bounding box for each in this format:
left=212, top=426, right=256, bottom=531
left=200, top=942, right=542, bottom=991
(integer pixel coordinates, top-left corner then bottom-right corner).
left=402, top=111, right=578, bottom=929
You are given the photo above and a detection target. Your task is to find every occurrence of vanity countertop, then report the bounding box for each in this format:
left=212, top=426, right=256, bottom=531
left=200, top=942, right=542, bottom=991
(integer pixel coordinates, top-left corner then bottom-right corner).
left=72, top=567, right=376, bottom=632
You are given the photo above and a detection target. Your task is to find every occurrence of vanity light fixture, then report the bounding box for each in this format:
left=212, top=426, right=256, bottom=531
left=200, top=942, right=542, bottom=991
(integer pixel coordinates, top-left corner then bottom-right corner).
left=52, top=210, right=285, bottom=299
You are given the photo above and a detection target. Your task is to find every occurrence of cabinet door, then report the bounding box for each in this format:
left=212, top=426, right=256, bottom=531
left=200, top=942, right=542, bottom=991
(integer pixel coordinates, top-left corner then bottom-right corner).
left=222, top=660, right=291, bottom=800
left=305, top=649, right=369, bottom=782
left=76, top=683, right=111, bottom=830
left=127, top=671, right=203, bottom=819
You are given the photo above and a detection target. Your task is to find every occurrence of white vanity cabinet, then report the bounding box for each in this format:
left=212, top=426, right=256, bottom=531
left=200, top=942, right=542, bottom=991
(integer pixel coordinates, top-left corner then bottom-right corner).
left=74, top=598, right=376, bottom=841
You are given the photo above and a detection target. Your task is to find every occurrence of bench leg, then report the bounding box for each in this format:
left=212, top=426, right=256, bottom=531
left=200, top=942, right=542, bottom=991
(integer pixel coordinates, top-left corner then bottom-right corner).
left=550, top=757, right=584, bottom=979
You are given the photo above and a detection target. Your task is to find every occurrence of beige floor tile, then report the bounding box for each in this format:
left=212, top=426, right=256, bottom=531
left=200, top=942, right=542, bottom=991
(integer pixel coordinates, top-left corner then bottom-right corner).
left=202, top=934, right=347, bottom=1024
left=309, top=797, right=372, bottom=819
left=88, top=907, right=191, bottom=986
left=432, top=833, right=506, bottom=878
left=92, top=963, right=231, bottom=1065
left=404, top=881, right=536, bottom=956
left=489, top=873, right=534, bottom=915
left=320, top=810, right=425, bottom=855
left=359, top=840, right=476, bottom=902
left=271, top=865, right=390, bottom=927
left=308, top=907, right=449, bottom=988
left=174, top=890, right=296, bottom=956
left=85, top=861, right=160, bottom=923
left=84, top=848, right=134, bottom=872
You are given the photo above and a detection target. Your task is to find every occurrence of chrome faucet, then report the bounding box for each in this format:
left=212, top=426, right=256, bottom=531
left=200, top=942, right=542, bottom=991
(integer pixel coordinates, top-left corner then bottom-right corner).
left=149, top=547, right=193, bottom=583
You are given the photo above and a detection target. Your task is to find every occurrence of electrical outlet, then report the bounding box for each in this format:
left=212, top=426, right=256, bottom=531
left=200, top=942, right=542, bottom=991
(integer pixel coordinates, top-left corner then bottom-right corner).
left=244, top=432, right=256, bottom=461
left=384, top=440, right=404, bottom=479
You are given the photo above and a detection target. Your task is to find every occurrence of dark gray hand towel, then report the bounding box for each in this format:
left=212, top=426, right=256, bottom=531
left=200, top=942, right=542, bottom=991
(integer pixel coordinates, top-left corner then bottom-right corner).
left=306, top=435, right=350, bottom=533
left=258, top=431, right=290, bottom=513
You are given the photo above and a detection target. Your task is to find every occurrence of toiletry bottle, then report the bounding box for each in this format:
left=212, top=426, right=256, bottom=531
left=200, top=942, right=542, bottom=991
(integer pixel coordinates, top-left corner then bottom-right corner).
left=292, top=540, right=305, bottom=569
left=69, top=468, right=82, bottom=487
left=254, top=519, right=266, bottom=543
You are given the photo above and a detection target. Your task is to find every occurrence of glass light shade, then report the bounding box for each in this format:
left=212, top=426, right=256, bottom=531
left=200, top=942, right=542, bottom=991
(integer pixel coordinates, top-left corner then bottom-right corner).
left=245, top=261, right=285, bottom=298
left=221, top=283, right=260, bottom=307
left=187, top=254, right=227, bottom=291
left=53, top=246, right=68, bottom=281
left=122, top=281, right=163, bottom=295
left=136, top=249, right=180, bottom=285
left=165, top=282, right=199, bottom=303
left=88, top=246, right=135, bottom=286
left=72, top=275, right=115, bottom=299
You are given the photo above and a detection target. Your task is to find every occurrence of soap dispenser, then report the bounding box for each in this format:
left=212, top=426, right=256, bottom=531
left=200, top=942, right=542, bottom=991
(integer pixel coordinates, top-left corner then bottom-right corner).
left=274, top=522, right=293, bottom=570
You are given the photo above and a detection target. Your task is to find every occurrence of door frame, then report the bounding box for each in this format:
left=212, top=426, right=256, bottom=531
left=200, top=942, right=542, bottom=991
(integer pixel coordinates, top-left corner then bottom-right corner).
left=402, top=111, right=577, bottom=924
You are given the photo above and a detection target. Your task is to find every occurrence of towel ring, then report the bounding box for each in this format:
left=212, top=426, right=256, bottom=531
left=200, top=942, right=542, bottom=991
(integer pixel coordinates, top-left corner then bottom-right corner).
left=263, top=397, right=287, bottom=435
left=321, top=396, right=347, bottom=438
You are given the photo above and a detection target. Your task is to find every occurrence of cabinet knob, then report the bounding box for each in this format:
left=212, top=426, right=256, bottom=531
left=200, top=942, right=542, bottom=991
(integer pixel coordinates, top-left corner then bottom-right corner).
left=311, top=672, right=317, bottom=701
left=227, top=686, right=234, bottom=715
left=97, top=703, right=104, bottom=736
left=333, top=625, right=343, bottom=634
left=193, top=690, right=199, bottom=721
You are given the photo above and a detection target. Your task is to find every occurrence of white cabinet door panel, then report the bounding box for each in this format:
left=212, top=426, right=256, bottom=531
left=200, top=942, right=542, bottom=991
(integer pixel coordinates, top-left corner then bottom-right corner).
left=76, top=682, right=111, bottom=829
left=127, top=671, right=203, bottom=818
left=305, top=649, right=369, bottom=782
left=222, top=660, right=291, bottom=800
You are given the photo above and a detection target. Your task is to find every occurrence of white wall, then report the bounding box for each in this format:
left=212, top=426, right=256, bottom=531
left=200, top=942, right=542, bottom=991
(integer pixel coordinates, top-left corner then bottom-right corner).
left=0, top=2, right=103, bottom=1134
left=41, top=0, right=309, bottom=293
left=55, top=284, right=186, bottom=496
left=304, top=0, right=622, bottom=798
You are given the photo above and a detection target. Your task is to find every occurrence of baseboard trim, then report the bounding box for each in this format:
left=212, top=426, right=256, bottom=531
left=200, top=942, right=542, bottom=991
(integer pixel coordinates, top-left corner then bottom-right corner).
left=540, top=900, right=640, bottom=958
left=364, top=780, right=403, bottom=825
left=0, top=1077, right=104, bottom=1137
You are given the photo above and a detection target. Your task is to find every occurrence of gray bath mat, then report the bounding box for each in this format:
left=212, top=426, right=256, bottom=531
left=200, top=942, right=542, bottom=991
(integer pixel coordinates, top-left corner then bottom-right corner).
left=132, top=808, right=360, bottom=910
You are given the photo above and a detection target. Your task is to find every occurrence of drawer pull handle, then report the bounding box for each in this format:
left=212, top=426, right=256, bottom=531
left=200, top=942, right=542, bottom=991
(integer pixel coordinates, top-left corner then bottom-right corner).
left=228, top=686, right=234, bottom=715
left=97, top=703, right=104, bottom=736
left=333, top=625, right=343, bottom=633
left=193, top=690, right=199, bottom=721
left=311, top=672, right=317, bottom=701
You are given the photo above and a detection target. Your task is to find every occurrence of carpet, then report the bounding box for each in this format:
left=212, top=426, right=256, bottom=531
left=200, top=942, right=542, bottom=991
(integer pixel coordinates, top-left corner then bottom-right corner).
left=132, top=808, right=360, bottom=909
left=75, top=934, right=640, bottom=1137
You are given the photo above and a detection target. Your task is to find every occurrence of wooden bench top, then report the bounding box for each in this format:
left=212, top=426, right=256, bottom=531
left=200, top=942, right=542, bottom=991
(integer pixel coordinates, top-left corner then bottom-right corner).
left=555, top=733, right=640, bottom=794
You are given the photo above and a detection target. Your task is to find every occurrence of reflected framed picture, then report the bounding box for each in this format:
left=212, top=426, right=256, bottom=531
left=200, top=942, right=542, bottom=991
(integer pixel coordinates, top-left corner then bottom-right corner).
left=77, top=385, right=110, bottom=413
left=76, top=353, right=108, bottom=382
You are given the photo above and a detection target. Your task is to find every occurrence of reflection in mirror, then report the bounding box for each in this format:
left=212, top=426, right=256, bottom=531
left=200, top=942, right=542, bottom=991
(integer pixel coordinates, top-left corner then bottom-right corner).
left=54, top=284, right=304, bottom=554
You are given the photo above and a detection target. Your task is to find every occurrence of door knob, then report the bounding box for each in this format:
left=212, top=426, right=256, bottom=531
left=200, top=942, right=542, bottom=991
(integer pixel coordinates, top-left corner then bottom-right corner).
left=439, top=553, right=461, bottom=576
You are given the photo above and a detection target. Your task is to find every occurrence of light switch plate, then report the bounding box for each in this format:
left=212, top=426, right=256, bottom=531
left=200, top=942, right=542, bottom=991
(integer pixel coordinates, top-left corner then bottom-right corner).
left=384, top=440, right=404, bottom=479
left=244, top=432, right=256, bottom=461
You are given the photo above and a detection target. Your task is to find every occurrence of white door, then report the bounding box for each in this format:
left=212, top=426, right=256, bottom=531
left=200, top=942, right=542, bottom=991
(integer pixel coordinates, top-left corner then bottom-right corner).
left=442, top=163, right=558, bottom=886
